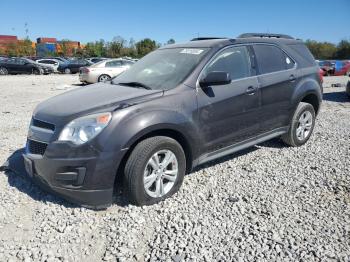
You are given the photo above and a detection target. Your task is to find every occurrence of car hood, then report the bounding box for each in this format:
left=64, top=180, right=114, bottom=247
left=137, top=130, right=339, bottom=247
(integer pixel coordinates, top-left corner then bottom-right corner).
left=33, top=82, right=163, bottom=126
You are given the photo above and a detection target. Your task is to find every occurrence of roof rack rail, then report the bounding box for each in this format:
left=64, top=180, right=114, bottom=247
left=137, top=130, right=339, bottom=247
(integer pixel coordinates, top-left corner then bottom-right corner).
left=191, top=37, right=228, bottom=41
left=237, top=33, right=294, bottom=39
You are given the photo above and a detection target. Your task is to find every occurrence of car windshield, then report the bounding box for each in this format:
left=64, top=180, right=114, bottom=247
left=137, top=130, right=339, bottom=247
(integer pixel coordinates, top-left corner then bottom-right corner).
left=112, top=47, right=209, bottom=90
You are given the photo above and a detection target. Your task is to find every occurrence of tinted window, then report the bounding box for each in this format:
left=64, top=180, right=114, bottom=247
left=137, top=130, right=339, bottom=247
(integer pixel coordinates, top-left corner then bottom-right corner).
left=287, top=44, right=316, bottom=67
left=16, top=59, right=26, bottom=65
left=204, top=46, right=251, bottom=80
left=122, top=60, right=134, bottom=66
left=254, top=45, right=294, bottom=74
left=106, top=60, right=122, bottom=67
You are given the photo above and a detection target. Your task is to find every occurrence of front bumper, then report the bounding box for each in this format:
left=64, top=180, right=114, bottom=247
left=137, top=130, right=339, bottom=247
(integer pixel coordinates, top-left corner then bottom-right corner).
left=23, top=140, right=123, bottom=209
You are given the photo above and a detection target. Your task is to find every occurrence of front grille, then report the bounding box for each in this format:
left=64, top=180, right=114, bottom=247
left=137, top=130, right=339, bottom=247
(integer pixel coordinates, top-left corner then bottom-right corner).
left=27, top=140, right=48, bottom=155
left=32, top=118, right=55, bottom=131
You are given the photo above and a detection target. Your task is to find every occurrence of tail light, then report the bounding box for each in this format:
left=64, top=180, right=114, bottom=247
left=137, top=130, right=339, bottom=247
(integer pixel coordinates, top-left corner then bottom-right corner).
left=318, top=69, right=324, bottom=83
left=80, top=67, right=89, bottom=73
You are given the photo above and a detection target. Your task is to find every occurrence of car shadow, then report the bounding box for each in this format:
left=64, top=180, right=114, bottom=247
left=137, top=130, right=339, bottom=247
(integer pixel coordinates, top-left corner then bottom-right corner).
left=323, top=91, right=349, bottom=102
left=0, top=148, right=127, bottom=210
left=71, top=83, right=88, bottom=86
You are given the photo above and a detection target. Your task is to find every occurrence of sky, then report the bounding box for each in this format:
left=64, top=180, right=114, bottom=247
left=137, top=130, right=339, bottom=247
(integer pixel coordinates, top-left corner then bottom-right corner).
left=0, top=0, right=349, bottom=44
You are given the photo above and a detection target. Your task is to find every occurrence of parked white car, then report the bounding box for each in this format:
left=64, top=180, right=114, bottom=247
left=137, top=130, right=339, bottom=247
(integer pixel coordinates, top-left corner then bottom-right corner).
left=36, top=59, right=60, bottom=72
left=79, top=58, right=135, bottom=84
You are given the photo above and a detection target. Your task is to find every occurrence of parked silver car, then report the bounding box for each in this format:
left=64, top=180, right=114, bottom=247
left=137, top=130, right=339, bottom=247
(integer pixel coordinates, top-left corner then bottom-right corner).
left=79, top=58, right=135, bottom=83
left=36, top=59, right=60, bottom=72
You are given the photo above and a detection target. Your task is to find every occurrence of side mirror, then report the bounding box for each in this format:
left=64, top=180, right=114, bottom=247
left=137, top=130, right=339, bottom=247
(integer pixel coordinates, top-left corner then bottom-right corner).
left=199, top=71, right=231, bottom=87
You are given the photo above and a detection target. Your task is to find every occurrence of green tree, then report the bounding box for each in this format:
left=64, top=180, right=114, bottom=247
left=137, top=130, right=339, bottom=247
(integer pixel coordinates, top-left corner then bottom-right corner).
left=107, top=36, right=126, bottom=58
left=335, top=39, right=350, bottom=59
left=17, top=38, right=35, bottom=56
left=305, top=40, right=337, bottom=59
left=167, top=38, right=175, bottom=45
left=135, top=38, right=157, bottom=57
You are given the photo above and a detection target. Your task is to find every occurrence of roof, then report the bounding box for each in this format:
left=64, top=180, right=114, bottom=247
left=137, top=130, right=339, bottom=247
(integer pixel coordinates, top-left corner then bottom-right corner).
left=160, top=34, right=302, bottom=49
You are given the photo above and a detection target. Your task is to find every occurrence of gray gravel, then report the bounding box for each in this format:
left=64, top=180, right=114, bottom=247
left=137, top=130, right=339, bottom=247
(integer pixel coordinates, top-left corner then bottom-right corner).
left=0, top=75, right=349, bottom=261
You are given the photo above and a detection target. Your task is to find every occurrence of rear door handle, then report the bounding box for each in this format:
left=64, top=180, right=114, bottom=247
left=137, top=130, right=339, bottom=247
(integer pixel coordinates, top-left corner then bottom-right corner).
left=246, top=86, right=257, bottom=95
left=289, top=74, right=296, bottom=82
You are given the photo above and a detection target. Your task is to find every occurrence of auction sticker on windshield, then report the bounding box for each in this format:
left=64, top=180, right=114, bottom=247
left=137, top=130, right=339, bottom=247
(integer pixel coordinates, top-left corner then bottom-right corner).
left=180, top=49, right=204, bottom=55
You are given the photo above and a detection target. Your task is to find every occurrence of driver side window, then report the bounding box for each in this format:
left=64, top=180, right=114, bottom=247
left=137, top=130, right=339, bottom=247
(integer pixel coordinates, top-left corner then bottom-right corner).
left=205, top=46, right=252, bottom=81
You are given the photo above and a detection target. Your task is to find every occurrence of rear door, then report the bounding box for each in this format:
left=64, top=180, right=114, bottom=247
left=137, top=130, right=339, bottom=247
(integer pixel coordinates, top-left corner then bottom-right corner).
left=253, top=44, right=298, bottom=132
left=196, top=45, right=260, bottom=153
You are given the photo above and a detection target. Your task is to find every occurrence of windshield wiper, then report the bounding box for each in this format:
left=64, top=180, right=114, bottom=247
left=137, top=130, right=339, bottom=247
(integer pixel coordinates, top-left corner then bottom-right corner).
left=117, top=81, right=152, bottom=90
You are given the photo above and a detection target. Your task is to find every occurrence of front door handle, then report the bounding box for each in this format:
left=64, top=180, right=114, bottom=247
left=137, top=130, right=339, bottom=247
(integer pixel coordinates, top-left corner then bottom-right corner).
left=246, top=86, right=257, bottom=95
left=289, top=74, right=296, bottom=82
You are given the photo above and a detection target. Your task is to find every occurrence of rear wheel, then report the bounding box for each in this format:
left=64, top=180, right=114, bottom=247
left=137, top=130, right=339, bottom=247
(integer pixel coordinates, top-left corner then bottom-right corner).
left=64, top=68, right=71, bottom=74
left=124, top=136, right=186, bottom=206
left=346, top=81, right=350, bottom=98
left=282, top=102, right=316, bottom=147
left=98, top=74, right=111, bottom=82
left=0, top=67, right=8, bottom=75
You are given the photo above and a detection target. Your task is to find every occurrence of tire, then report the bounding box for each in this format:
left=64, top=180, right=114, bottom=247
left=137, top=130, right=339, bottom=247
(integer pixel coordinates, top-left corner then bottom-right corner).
left=124, top=136, right=186, bottom=206
left=346, top=81, right=350, bottom=98
left=98, top=74, right=111, bottom=82
left=64, top=68, right=71, bottom=74
left=0, top=67, right=8, bottom=75
left=282, top=102, right=316, bottom=147
left=33, top=68, right=42, bottom=75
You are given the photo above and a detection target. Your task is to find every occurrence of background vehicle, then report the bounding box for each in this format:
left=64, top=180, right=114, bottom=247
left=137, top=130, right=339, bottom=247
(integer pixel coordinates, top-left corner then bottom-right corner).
left=48, top=57, right=69, bottom=63
left=36, top=58, right=60, bottom=72
left=79, top=58, right=135, bottom=83
left=57, top=59, right=92, bottom=74
left=24, top=33, right=322, bottom=208
left=334, top=60, right=350, bottom=76
left=86, top=57, right=107, bottom=64
left=318, top=60, right=335, bottom=76
left=0, top=58, right=53, bottom=75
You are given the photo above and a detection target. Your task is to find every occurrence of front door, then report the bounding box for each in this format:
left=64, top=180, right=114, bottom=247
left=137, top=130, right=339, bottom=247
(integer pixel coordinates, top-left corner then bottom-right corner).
left=196, top=45, right=261, bottom=154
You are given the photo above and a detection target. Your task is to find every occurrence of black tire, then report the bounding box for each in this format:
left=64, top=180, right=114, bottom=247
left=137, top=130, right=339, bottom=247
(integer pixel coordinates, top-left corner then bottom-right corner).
left=33, top=68, right=41, bottom=75
left=98, top=74, right=111, bottom=82
left=0, top=67, right=8, bottom=75
left=282, top=102, right=316, bottom=147
left=124, top=136, right=186, bottom=206
left=64, top=68, right=71, bottom=74
left=346, top=81, right=350, bottom=98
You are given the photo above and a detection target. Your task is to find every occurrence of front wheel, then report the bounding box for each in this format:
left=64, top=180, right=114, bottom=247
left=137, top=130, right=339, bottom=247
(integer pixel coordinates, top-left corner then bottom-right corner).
left=124, top=136, right=186, bottom=206
left=282, top=102, right=316, bottom=147
left=0, top=67, right=8, bottom=75
left=33, top=68, right=42, bottom=75
left=64, top=68, right=71, bottom=74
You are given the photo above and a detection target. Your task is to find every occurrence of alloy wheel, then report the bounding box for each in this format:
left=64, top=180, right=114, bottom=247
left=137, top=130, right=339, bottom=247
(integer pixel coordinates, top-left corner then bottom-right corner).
left=296, top=111, right=313, bottom=141
left=143, top=150, right=178, bottom=198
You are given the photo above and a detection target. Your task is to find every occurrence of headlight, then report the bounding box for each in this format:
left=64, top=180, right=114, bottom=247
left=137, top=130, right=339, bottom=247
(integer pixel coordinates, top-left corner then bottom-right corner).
left=58, top=112, right=111, bottom=145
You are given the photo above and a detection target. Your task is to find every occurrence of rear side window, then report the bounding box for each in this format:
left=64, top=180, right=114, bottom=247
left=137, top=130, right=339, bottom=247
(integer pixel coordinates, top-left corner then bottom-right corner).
left=205, top=46, right=252, bottom=81
left=106, top=60, right=122, bottom=67
left=253, top=45, right=294, bottom=74
left=287, top=43, right=316, bottom=67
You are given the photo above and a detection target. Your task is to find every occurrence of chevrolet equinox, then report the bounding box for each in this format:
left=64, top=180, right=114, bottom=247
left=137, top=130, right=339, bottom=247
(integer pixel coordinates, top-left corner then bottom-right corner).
left=23, top=33, right=323, bottom=208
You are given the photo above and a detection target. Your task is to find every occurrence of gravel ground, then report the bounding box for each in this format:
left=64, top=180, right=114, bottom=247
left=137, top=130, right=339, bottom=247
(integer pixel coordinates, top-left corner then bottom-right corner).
left=0, top=75, right=349, bottom=261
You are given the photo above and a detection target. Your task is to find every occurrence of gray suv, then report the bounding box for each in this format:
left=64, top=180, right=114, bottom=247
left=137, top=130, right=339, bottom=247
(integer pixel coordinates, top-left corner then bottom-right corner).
left=23, top=33, right=322, bottom=208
